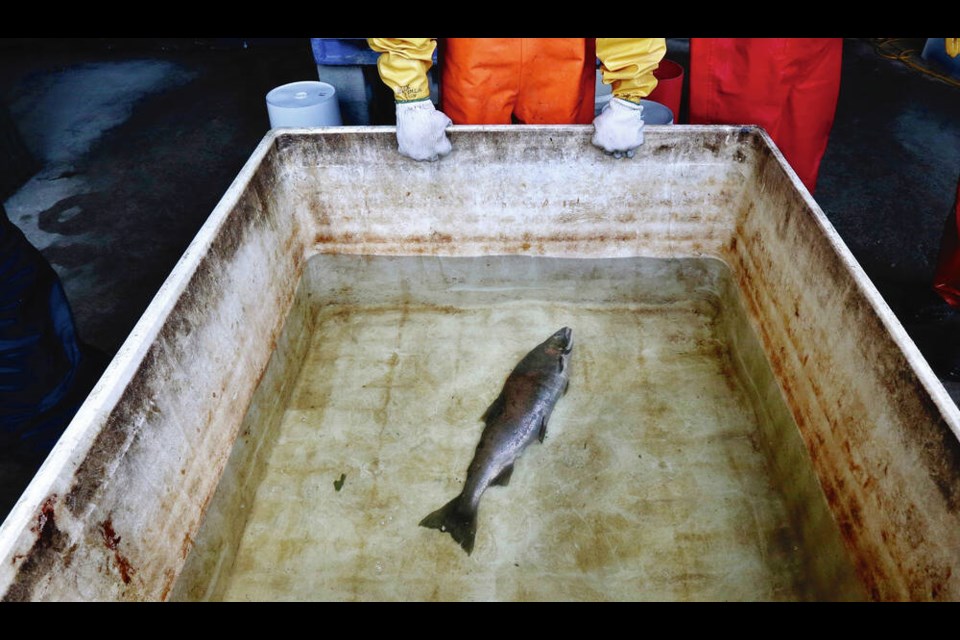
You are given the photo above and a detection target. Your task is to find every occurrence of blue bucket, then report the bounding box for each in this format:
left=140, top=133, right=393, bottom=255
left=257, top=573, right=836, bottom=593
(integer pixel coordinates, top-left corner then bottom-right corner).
left=639, top=99, right=674, bottom=125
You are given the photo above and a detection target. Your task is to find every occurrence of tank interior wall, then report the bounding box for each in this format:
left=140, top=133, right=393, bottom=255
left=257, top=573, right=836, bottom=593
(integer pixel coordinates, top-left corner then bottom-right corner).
left=169, top=266, right=317, bottom=601
left=278, top=127, right=748, bottom=260
left=715, top=269, right=867, bottom=600
left=725, top=140, right=960, bottom=600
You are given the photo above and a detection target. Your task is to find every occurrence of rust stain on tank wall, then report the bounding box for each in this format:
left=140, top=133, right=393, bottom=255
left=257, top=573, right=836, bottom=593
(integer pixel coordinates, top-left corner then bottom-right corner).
left=101, top=518, right=135, bottom=585
left=159, top=568, right=177, bottom=601
left=312, top=230, right=684, bottom=255
left=33, top=496, right=58, bottom=547
left=800, top=234, right=960, bottom=596
left=1, top=495, right=68, bottom=601
left=181, top=532, right=194, bottom=560
left=755, top=295, right=889, bottom=593
left=729, top=179, right=960, bottom=600
left=728, top=230, right=880, bottom=595
left=651, top=143, right=673, bottom=156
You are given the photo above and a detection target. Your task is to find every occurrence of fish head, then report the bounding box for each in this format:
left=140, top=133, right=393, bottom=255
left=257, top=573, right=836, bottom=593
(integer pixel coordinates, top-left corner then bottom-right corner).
left=514, top=327, right=574, bottom=380
left=545, top=327, right=573, bottom=355
left=541, top=327, right=573, bottom=376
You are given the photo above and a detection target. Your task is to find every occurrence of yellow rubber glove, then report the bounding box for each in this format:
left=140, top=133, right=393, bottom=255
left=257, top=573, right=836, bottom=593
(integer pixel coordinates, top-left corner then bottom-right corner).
left=947, top=38, right=959, bottom=58
left=597, top=38, right=668, bottom=104
left=367, top=38, right=435, bottom=102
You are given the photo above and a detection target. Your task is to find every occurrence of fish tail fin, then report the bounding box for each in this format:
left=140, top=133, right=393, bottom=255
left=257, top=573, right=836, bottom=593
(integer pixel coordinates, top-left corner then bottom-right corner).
left=419, top=495, right=477, bottom=555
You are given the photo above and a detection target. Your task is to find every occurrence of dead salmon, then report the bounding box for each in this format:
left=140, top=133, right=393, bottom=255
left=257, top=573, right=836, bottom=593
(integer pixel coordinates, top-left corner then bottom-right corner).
left=420, top=327, right=573, bottom=555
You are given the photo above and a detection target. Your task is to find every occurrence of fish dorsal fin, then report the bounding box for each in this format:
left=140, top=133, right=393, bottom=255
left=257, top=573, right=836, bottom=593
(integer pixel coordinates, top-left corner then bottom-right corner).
left=481, top=391, right=506, bottom=424
left=538, top=415, right=548, bottom=443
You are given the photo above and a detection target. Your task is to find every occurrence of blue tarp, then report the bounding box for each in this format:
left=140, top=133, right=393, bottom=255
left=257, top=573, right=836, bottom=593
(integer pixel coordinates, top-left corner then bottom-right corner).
left=311, top=38, right=438, bottom=66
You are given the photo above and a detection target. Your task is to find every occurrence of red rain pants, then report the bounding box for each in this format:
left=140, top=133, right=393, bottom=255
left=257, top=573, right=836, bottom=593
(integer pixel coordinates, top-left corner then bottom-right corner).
left=689, top=38, right=843, bottom=193
left=440, top=38, right=597, bottom=125
left=933, top=177, right=960, bottom=308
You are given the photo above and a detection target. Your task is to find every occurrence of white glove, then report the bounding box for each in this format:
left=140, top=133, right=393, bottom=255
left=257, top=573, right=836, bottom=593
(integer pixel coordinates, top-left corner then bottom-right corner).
left=395, top=100, right=452, bottom=162
left=592, top=97, right=645, bottom=159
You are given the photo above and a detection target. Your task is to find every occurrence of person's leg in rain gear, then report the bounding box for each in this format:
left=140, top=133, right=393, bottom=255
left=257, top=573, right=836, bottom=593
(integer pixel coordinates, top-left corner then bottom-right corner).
left=439, top=38, right=598, bottom=125
left=926, top=174, right=960, bottom=381
left=933, top=176, right=960, bottom=307
left=0, top=204, right=107, bottom=516
left=932, top=40, right=960, bottom=310
left=688, top=38, right=843, bottom=193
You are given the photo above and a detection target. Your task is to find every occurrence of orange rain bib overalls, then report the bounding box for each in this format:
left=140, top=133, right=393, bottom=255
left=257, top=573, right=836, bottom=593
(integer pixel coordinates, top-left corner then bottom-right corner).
left=368, top=38, right=666, bottom=124
left=439, top=38, right=597, bottom=124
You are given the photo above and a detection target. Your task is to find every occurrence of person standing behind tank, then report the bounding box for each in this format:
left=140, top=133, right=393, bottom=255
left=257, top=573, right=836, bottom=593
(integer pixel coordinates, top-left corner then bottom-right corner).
left=930, top=40, right=960, bottom=314
left=687, top=38, right=844, bottom=194
left=0, top=203, right=108, bottom=514
left=367, top=38, right=667, bottom=161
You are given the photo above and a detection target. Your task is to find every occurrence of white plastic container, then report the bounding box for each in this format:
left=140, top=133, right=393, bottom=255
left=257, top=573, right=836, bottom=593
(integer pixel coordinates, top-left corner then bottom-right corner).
left=266, top=81, right=342, bottom=128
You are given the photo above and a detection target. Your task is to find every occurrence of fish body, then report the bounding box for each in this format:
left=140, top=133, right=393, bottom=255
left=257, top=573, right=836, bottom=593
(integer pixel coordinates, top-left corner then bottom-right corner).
left=420, top=327, right=573, bottom=554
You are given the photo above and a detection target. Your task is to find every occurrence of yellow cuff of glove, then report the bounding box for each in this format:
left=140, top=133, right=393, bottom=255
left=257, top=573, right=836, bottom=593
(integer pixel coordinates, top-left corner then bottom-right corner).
left=368, top=38, right=435, bottom=102
left=598, top=38, right=667, bottom=104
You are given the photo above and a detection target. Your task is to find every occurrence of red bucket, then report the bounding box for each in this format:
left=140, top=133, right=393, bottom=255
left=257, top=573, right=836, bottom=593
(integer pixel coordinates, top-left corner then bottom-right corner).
left=648, top=59, right=684, bottom=124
